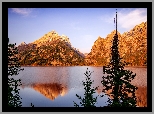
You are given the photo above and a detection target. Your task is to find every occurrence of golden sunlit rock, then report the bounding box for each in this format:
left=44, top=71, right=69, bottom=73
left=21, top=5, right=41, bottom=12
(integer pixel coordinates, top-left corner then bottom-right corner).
left=86, top=22, right=147, bottom=66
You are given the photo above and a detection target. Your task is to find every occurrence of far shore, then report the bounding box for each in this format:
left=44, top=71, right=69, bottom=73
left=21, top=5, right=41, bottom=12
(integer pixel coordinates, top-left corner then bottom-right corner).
left=20, top=65, right=147, bottom=68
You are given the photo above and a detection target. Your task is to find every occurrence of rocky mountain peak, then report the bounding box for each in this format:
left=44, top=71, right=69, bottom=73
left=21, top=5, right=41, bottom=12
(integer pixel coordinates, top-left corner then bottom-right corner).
left=33, top=30, right=71, bottom=46
left=20, top=42, right=26, bottom=45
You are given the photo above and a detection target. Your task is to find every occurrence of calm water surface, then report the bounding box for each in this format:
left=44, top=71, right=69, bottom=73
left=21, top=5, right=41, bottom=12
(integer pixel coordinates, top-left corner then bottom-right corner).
left=12, top=66, right=147, bottom=107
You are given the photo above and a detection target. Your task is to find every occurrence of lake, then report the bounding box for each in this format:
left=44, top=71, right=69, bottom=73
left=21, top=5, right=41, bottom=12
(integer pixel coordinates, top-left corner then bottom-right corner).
left=12, top=66, right=147, bottom=107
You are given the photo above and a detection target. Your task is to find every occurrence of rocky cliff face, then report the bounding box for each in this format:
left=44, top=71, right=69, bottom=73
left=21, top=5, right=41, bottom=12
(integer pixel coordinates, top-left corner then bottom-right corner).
left=86, top=22, right=147, bottom=66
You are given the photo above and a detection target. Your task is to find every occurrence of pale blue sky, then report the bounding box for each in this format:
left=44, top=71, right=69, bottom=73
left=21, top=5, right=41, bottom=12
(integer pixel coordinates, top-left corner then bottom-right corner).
left=8, top=8, right=147, bottom=53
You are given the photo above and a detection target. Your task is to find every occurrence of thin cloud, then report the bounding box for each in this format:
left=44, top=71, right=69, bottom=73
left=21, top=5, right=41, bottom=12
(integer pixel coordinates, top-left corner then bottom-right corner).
left=102, top=8, right=147, bottom=30
left=118, top=8, right=147, bottom=29
left=11, top=8, right=34, bottom=17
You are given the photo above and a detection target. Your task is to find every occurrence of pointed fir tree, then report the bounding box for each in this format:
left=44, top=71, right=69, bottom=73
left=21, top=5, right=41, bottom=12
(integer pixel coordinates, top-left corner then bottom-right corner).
left=73, top=68, right=99, bottom=107
left=101, top=10, right=138, bottom=107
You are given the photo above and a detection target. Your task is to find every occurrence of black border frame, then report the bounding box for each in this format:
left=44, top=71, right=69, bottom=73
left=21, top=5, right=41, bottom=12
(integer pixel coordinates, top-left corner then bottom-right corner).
left=2, top=2, right=152, bottom=112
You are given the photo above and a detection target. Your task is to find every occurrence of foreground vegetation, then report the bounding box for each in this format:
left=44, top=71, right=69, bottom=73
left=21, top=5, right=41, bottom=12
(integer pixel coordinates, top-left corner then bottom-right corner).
left=8, top=38, right=24, bottom=107
left=8, top=38, right=34, bottom=107
left=73, top=68, right=99, bottom=107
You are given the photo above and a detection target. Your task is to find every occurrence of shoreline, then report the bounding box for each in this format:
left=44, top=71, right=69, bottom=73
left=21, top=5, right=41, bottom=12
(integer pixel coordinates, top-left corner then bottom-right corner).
left=20, top=65, right=147, bottom=68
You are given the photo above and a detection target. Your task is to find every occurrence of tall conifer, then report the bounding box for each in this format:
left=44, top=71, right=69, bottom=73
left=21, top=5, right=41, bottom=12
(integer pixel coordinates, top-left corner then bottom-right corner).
left=101, top=9, right=138, bottom=107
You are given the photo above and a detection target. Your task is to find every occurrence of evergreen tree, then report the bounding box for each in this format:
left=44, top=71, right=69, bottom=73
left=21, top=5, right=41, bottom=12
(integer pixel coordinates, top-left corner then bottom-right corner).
left=73, top=68, right=99, bottom=107
left=101, top=10, right=138, bottom=107
left=8, top=38, right=24, bottom=107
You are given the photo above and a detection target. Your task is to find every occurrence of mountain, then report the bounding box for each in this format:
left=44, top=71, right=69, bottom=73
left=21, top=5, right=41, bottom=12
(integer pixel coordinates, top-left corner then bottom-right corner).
left=17, top=30, right=85, bottom=66
left=17, top=22, right=147, bottom=67
left=86, top=22, right=147, bottom=66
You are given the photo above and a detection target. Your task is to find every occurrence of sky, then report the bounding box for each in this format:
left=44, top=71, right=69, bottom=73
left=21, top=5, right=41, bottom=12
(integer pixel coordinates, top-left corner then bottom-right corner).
left=8, top=8, right=147, bottom=53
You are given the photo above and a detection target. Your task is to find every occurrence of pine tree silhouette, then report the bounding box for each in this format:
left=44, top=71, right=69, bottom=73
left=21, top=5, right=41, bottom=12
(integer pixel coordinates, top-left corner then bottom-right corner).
left=8, top=38, right=35, bottom=107
left=101, top=9, right=138, bottom=107
left=73, top=68, right=99, bottom=107
left=8, top=38, right=24, bottom=107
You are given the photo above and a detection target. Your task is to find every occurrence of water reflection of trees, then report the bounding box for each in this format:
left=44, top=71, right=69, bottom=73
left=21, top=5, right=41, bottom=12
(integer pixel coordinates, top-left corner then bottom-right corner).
left=96, top=86, right=147, bottom=107
left=32, top=83, right=68, bottom=101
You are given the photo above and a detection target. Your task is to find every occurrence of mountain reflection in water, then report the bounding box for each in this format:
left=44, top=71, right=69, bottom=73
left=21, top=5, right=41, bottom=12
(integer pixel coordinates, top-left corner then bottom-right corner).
left=32, top=83, right=68, bottom=100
